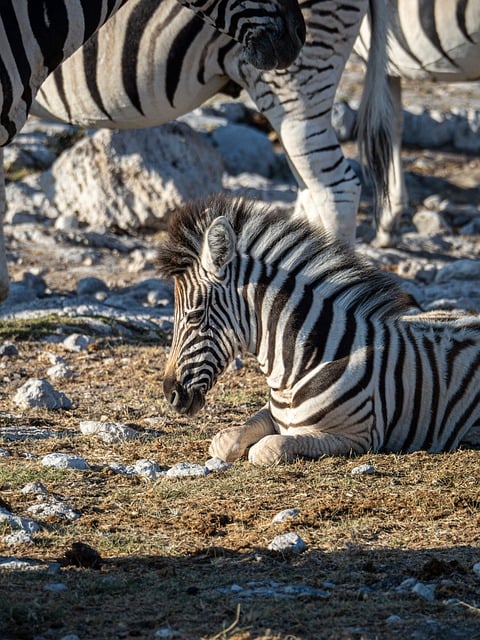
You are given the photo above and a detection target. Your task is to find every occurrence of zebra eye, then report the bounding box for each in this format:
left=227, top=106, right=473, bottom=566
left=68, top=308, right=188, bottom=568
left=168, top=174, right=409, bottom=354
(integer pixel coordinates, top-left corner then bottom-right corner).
left=185, top=309, right=204, bottom=326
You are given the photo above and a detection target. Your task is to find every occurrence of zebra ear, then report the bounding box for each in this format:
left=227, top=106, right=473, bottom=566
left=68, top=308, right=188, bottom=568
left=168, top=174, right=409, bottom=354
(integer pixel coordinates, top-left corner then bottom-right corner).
left=201, top=216, right=236, bottom=276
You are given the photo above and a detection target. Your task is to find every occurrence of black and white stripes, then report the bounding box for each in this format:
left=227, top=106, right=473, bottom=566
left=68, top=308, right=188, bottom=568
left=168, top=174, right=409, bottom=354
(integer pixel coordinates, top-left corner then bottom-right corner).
left=33, top=0, right=391, bottom=247
left=159, top=194, right=480, bottom=465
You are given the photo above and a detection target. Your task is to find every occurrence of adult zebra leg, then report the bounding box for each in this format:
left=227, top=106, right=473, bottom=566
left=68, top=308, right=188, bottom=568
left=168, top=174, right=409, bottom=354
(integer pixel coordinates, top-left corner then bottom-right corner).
left=209, top=404, right=276, bottom=462
left=248, top=430, right=369, bottom=466
left=0, top=151, right=10, bottom=300
left=373, top=75, right=408, bottom=247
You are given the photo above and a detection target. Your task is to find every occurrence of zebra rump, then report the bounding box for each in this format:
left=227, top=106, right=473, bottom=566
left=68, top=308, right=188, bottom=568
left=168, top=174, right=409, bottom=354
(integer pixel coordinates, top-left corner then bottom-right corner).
left=159, top=194, right=480, bottom=466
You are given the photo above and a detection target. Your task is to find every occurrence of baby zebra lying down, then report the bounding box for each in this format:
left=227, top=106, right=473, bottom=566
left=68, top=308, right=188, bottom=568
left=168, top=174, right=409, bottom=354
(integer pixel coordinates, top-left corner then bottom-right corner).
left=158, top=195, right=480, bottom=466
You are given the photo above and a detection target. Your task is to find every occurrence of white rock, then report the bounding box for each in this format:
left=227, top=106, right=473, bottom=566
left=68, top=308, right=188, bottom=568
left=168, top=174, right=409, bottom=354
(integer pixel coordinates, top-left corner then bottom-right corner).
left=41, top=452, right=89, bottom=470
left=166, top=462, right=209, bottom=478
left=412, top=582, right=436, bottom=602
left=62, top=333, right=93, bottom=352
left=268, top=532, right=307, bottom=554
left=209, top=124, right=277, bottom=177
left=0, top=448, right=11, bottom=456
left=473, top=562, right=480, bottom=577
left=21, top=481, right=48, bottom=495
left=47, top=363, right=74, bottom=380
left=205, top=457, right=233, bottom=473
left=3, top=530, right=34, bottom=546
left=27, top=501, right=80, bottom=521
left=134, top=459, right=164, bottom=480
left=14, top=378, right=72, bottom=410
left=0, top=558, right=44, bottom=571
left=40, top=123, right=224, bottom=232
left=351, top=463, right=375, bottom=476
left=412, top=210, right=449, bottom=235
left=0, top=507, right=41, bottom=534
left=108, top=462, right=137, bottom=476
left=79, top=420, right=140, bottom=443
left=272, top=508, right=300, bottom=523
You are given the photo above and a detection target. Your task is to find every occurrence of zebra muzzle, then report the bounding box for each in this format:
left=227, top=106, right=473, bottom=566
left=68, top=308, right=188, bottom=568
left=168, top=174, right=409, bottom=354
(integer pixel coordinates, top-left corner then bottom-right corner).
left=163, top=377, right=205, bottom=416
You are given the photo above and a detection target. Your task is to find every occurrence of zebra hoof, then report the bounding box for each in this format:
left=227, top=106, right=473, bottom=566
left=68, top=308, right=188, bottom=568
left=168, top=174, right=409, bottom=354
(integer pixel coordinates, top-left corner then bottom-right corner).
left=248, top=435, right=297, bottom=466
left=209, top=427, right=248, bottom=462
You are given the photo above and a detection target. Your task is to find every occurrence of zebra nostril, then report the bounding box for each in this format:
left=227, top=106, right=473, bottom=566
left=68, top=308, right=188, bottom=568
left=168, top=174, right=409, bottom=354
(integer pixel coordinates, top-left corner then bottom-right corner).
left=169, top=388, right=180, bottom=407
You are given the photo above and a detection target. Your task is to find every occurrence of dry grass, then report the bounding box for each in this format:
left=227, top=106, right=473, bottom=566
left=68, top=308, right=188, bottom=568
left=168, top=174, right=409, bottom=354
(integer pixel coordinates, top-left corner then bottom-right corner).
left=0, top=325, right=479, bottom=640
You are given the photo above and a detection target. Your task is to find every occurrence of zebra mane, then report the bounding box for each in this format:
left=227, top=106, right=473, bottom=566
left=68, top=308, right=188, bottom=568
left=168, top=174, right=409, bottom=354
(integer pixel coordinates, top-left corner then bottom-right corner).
left=157, top=194, right=415, bottom=317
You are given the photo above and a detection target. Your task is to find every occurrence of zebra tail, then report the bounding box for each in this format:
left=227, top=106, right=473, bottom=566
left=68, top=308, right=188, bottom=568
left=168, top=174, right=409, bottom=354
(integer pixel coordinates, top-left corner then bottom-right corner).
left=356, top=0, right=393, bottom=220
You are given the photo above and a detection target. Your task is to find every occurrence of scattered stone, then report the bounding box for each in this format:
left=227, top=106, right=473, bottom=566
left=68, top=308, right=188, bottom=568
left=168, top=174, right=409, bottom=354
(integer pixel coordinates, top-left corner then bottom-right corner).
left=0, top=558, right=45, bottom=571
left=217, top=580, right=328, bottom=599
left=79, top=420, right=140, bottom=443
left=27, top=500, right=80, bottom=521
left=41, top=452, right=89, bottom=470
left=154, top=628, right=181, bottom=638
left=412, top=581, right=436, bottom=602
left=209, top=124, right=278, bottom=177
left=44, top=582, right=68, bottom=592
left=473, top=562, right=480, bottom=577
left=205, top=457, right=233, bottom=473
left=0, top=506, right=41, bottom=534
left=76, top=276, right=109, bottom=296
left=21, top=481, right=48, bottom=495
left=3, top=530, right=34, bottom=546
left=412, top=210, right=450, bottom=235
left=14, top=378, right=72, bottom=410
left=0, top=448, right=11, bottom=456
left=351, top=463, right=375, bottom=476
left=134, top=458, right=165, bottom=480
left=268, top=532, right=307, bottom=554
left=47, top=363, right=74, bottom=380
left=107, top=462, right=137, bottom=476
left=166, top=462, right=209, bottom=478
left=386, top=615, right=403, bottom=625
left=272, top=508, right=300, bottom=523
left=62, top=333, right=93, bottom=352
left=0, top=343, right=19, bottom=357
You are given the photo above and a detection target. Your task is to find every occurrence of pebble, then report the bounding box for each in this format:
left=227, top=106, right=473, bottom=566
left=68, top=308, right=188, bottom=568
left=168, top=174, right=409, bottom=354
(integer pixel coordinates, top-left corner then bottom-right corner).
left=0, top=506, right=41, bottom=534
left=412, top=582, right=436, bottom=602
left=166, top=462, right=209, bottom=478
left=14, top=378, right=73, bottom=410
left=473, top=562, right=480, bottom=577
left=0, top=343, right=19, bottom=357
left=0, top=558, right=45, bottom=571
left=351, top=463, right=375, bottom=476
left=435, top=259, right=480, bottom=283
left=62, top=333, right=93, bottom=352
left=47, top=363, right=74, bottom=380
left=44, top=582, right=68, bottom=592
left=0, top=447, right=11, bottom=456
left=272, top=508, right=300, bottom=523
left=268, top=532, right=307, bottom=554
left=79, top=420, right=140, bottom=443
left=134, top=458, right=165, bottom=480
left=21, top=481, right=48, bottom=495
left=41, top=452, right=89, bottom=470
left=27, top=500, right=80, bottom=521
left=3, top=530, right=34, bottom=546
left=205, top=456, right=233, bottom=472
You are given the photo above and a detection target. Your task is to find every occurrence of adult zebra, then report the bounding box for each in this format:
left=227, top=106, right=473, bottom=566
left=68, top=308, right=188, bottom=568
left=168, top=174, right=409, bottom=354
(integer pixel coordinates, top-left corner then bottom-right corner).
left=32, top=0, right=392, bottom=248
left=159, top=194, right=480, bottom=466
left=0, top=0, right=305, bottom=300
left=354, top=0, right=480, bottom=247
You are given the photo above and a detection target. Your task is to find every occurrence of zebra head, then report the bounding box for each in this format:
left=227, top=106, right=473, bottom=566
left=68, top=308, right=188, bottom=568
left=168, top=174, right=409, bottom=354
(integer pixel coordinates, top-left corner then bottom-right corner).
left=177, top=0, right=306, bottom=70
left=159, top=199, right=247, bottom=416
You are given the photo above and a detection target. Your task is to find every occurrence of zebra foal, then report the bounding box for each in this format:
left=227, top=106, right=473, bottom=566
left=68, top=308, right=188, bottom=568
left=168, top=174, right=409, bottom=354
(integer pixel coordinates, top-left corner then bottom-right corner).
left=355, top=0, right=480, bottom=246
left=159, top=194, right=480, bottom=466
left=0, top=0, right=305, bottom=301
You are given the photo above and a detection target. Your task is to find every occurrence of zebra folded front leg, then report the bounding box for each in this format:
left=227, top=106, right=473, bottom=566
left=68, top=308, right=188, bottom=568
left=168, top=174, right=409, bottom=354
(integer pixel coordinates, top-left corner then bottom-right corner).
left=248, top=431, right=369, bottom=466
left=209, top=405, right=276, bottom=462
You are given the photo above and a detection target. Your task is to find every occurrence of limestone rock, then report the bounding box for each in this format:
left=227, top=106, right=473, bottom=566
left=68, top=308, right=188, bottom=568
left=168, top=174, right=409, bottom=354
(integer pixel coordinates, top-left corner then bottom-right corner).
left=40, top=123, right=224, bottom=231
